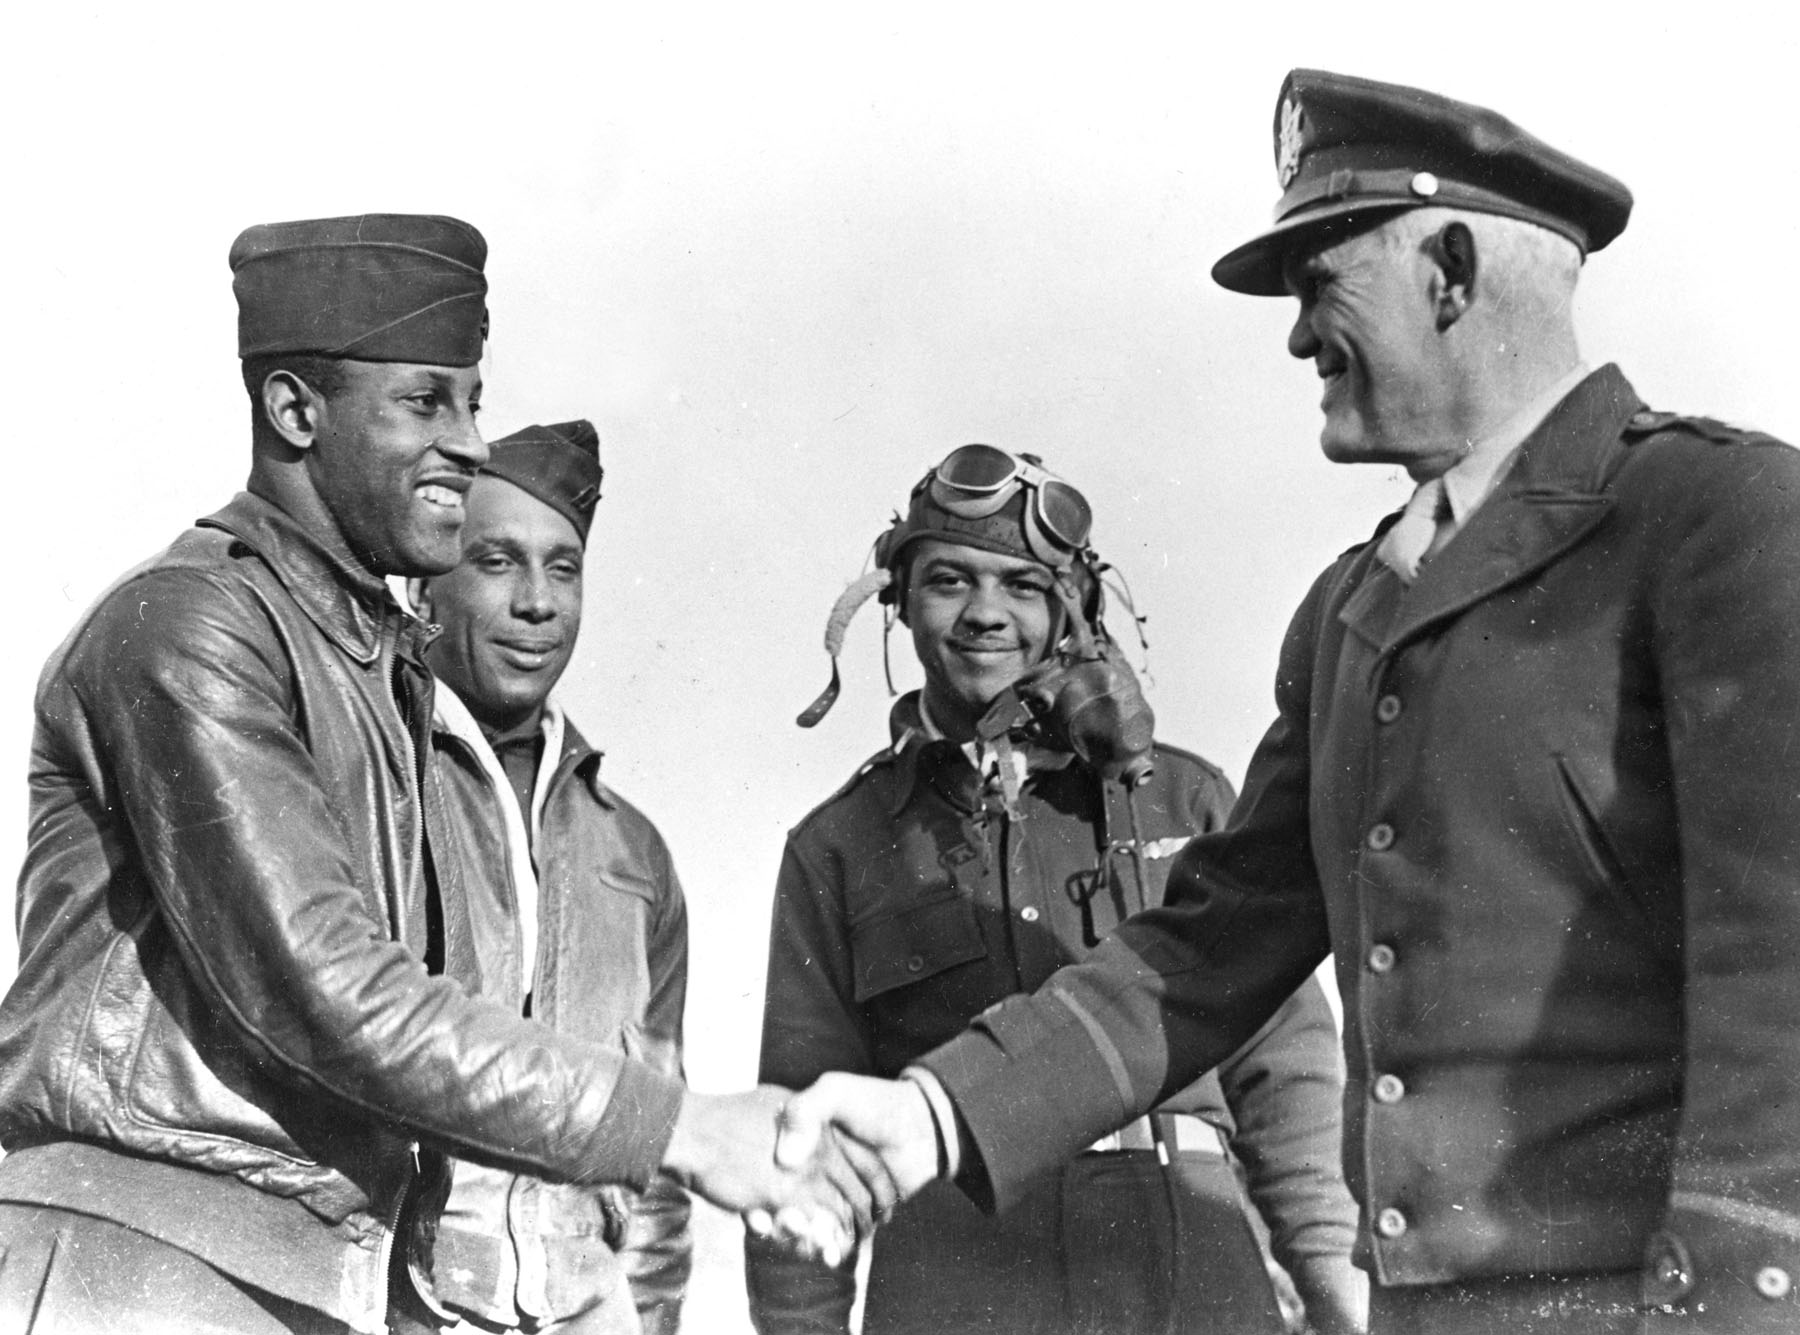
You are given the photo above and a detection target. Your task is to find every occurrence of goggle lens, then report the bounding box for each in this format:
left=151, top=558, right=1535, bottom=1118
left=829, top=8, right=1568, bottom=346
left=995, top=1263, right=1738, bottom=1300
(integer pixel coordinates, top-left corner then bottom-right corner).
left=923, top=443, right=1095, bottom=560
left=1036, top=479, right=1092, bottom=550
left=933, top=443, right=1020, bottom=494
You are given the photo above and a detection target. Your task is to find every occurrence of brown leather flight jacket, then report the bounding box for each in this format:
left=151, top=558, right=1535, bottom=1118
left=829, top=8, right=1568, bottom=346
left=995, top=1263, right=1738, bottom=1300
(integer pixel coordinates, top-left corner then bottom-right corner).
left=0, top=493, right=683, bottom=1331
left=420, top=706, right=692, bottom=1334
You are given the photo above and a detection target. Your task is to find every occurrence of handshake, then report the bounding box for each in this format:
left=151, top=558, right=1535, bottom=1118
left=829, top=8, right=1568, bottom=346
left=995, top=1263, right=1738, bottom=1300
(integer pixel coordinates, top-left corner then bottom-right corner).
left=661, top=1072, right=947, bottom=1265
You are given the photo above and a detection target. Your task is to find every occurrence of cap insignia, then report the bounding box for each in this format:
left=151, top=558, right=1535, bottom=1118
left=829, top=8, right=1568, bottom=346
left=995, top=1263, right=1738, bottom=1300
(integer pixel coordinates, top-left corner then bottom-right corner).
left=1277, top=97, right=1305, bottom=188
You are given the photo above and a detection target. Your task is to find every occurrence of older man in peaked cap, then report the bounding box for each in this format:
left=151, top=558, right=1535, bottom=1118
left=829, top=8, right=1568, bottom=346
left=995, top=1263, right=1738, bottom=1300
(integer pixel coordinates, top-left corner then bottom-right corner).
left=0, top=216, right=882, bottom=1335
left=784, top=71, right=1800, bottom=1333
left=404, top=421, right=693, bottom=1335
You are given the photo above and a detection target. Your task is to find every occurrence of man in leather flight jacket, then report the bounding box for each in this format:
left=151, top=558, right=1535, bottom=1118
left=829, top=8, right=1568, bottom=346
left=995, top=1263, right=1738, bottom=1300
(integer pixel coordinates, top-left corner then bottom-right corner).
left=0, top=216, right=876, bottom=1335
left=407, top=419, right=693, bottom=1335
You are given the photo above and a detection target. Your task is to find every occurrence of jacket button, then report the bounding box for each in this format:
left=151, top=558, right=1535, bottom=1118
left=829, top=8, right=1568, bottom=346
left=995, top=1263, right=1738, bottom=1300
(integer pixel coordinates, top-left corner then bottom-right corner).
left=1375, top=694, right=1403, bottom=724
left=1366, top=823, right=1396, bottom=851
left=1373, top=1073, right=1406, bottom=1104
left=906, top=955, right=925, bottom=973
left=1368, top=944, right=1396, bottom=973
left=1019, top=906, right=1040, bottom=923
left=1644, top=1231, right=1695, bottom=1305
left=1756, top=1266, right=1792, bottom=1300
left=1376, top=1207, right=1407, bottom=1238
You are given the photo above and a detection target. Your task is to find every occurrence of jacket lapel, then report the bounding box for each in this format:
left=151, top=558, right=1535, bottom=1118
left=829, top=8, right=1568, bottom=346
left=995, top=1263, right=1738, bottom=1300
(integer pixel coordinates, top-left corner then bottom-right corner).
left=1376, top=365, right=1642, bottom=655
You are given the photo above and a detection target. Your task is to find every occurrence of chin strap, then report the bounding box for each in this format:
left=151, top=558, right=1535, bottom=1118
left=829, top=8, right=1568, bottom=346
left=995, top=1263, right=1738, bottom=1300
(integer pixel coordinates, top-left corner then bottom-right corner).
left=797, top=569, right=893, bottom=727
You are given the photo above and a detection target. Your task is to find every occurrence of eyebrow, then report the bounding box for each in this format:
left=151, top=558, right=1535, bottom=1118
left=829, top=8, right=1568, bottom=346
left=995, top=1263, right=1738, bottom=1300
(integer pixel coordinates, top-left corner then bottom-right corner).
left=470, top=535, right=584, bottom=564
left=919, top=555, right=1050, bottom=582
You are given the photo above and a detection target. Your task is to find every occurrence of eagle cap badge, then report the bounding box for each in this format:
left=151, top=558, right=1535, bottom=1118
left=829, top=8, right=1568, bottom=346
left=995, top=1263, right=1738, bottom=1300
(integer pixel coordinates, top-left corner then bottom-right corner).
left=1277, top=96, right=1305, bottom=188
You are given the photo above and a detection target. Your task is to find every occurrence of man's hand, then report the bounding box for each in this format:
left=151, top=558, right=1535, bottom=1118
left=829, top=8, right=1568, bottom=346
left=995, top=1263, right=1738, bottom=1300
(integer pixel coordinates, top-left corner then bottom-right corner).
left=1292, top=1254, right=1370, bottom=1335
left=662, top=1086, right=896, bottom=1266
left=774, top=1072, right=943, bottom=1201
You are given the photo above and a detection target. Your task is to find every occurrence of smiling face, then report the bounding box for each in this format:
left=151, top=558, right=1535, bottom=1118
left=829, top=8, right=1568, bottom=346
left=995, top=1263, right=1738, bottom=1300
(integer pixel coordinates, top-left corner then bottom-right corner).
left=415, top=475, right=584, bottom=733
left=304, top=359, right=487, bottom=577
left=905, top=539, right=1057, bottom=740
left=1282, top=221, right=1455, bottom=472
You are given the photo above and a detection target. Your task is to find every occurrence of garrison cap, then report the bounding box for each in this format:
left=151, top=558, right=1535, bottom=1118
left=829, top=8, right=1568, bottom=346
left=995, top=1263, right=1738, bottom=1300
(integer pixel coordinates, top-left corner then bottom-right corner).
left=231, top=213, right=489, bottom=365
left=483, top=420, right=604, bottom=544
left=1212, top=70, right=1634, bottom=295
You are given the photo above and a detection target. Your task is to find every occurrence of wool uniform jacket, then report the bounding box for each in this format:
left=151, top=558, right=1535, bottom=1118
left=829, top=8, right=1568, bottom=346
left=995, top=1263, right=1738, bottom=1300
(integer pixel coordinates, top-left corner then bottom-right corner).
left=919, top=366, right=1800, bottom=1331
left=750, top=696, right=1354, bottom=1333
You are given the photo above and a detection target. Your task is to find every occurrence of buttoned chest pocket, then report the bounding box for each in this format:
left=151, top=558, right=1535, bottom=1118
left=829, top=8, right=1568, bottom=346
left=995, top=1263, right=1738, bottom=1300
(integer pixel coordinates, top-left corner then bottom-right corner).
left=849, top=895, right=988, bottom=1002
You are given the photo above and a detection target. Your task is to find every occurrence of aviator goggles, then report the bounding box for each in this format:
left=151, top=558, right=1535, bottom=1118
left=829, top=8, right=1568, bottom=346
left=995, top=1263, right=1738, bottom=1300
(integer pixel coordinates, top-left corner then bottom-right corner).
left=925, top=443, right=1095, bottom=567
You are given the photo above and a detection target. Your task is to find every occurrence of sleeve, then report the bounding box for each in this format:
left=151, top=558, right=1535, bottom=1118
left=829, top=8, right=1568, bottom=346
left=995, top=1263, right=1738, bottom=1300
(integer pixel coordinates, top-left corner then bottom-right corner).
left=1642, top=439, right=1800, bottom=1328
left=619, top=843, right=694, bottom=1334
left=1214, top=974, right=1356, bottom=1275
left=744, top=831, right=872, bottom=1335
left=916, top=569, right=1339, bottom=1214
left=61, top=567, right=682, bottom=1189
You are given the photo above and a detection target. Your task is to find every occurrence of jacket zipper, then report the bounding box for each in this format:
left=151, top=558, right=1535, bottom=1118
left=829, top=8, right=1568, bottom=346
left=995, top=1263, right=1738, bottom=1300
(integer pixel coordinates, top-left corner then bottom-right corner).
left=369, top=1140, right=420, bottom=1335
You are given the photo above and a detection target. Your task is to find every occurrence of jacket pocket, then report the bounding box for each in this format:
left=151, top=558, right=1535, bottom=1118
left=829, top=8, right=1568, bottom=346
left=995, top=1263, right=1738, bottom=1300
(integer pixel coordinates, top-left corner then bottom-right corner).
left=1550, top=751, right=1674, bottom=968
left=849, top=896, right=987, bottom=1003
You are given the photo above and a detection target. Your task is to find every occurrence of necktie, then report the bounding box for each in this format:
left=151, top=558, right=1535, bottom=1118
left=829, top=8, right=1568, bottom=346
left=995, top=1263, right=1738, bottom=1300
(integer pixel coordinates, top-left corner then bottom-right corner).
left=1377, top=476, right=1448, bottom=583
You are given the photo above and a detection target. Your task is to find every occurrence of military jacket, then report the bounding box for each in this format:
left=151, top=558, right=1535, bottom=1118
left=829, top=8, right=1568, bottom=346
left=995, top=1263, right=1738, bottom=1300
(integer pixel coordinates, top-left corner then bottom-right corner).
left=920, top=367, right=1800, bottom=1331
left=752, top=694, right=1354, bottom=1331
left=421, top=698, right=691, bottom=1334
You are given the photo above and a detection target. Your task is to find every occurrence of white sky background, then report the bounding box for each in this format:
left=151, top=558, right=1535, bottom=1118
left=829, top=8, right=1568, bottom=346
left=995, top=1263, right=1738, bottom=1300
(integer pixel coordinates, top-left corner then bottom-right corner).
left=5, top=3, right=1797, bottom=1328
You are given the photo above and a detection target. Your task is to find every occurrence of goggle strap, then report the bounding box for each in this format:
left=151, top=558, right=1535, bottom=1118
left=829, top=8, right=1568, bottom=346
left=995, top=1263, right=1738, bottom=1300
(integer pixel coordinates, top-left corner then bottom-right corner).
left=795, top=661, right=841, bottom=729
left=798, top=568, right=892, bottom=727
left=882, top=603, right=898, bottom=698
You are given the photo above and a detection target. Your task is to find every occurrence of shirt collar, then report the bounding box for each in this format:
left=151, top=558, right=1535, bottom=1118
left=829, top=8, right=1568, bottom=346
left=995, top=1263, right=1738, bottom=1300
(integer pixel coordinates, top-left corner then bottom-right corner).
left=915, top=694, right=1030, bottom=787
left=884, top=690, right=1077, bottom=815
left=1439, top=362, right=1591, bottom=524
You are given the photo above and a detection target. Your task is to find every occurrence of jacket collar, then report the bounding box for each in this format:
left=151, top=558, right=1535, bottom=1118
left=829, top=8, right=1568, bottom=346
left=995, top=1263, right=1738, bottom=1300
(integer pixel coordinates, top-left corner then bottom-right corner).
left=430, top=690, right=614, bottom=812
left=881, top=690, right=1077, bottom=816
left=1340, top=363, right=1641, bottom=657
left=198, top=490, right=414, bottom=667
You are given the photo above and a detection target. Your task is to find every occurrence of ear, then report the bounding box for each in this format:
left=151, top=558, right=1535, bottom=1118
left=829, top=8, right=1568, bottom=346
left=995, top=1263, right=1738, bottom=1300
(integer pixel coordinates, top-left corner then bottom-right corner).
left=260, top=370, right=327, bottom=452
left=1426, top=221, right=1477, bottom=330
left=406, top=577, right=433, bottom=622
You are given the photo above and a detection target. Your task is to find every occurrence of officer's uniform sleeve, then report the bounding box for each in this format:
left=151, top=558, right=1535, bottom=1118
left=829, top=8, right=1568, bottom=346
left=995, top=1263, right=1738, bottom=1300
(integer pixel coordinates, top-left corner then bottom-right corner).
left=744, top=830, right=874, bottom=1334
left=1638, top=434, right=1800, bottom=1326
left=618, top=836, right=694, bottom=1335
left=916, top=567, right=1339, bottom=1214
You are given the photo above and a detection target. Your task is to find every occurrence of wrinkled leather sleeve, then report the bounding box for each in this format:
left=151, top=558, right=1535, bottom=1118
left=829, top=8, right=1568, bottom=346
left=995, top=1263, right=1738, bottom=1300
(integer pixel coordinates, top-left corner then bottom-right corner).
left=917, top=571, right=1338, bottom=1214
left=58, top=565, right=682, bottom=1188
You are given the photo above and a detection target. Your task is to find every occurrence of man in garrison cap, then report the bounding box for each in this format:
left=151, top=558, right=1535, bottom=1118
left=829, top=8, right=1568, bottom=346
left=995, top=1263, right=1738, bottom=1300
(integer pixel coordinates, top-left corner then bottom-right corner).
left=0, top=217, right=882, bottom=1334
left=401, top=421, right=693, bottom=1335
left=781, top=71, right=1800, bottom=1332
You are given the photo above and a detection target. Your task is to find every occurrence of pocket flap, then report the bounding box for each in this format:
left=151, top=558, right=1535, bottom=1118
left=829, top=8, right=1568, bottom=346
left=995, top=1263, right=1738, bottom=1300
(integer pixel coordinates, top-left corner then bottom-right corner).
left=850, top=895, right=987, bottom=1002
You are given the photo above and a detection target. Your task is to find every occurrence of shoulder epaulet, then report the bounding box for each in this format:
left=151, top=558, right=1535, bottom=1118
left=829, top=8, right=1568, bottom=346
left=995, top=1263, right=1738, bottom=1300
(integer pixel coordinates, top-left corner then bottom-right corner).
left=1621, top=407, right=1783, bottom=448
left=790, top=743, right=905, bottom=832
left=1148, top=740, right=1230, bottom=786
